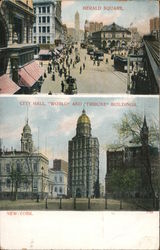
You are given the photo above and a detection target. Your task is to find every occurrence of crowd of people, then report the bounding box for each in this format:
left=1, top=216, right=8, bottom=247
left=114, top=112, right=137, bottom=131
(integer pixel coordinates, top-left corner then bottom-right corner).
left=42, top=44, right=87, bottom=95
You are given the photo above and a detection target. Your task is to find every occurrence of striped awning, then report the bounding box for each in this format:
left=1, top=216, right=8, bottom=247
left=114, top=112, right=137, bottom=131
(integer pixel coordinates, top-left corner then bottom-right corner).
left=18, top=61, right=44, bottom=88
left=0, top=74, right=20, bottom=94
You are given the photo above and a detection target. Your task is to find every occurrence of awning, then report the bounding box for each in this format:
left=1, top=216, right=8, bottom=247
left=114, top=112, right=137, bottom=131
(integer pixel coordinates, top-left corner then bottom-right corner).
left=39, top=49, right=51, bottom=56
left=19, top=61, right=44, bottom=88
left=0, top=74, right=20, bottom=94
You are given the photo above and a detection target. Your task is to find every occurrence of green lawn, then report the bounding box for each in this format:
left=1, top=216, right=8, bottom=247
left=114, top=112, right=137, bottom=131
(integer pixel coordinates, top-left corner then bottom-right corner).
left=0, top=198, right=153, bottom=211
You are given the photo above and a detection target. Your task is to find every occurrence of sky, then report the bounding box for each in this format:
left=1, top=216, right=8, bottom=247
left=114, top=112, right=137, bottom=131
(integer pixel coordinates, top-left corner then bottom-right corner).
left=0, top=95, right=159, bottom=184
left=61, top=0, right=159, bottom=34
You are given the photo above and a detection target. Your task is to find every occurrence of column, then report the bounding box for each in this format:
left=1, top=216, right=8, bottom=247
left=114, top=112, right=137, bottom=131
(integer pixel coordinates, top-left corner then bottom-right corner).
left=23, top=21, right=27, bottom=44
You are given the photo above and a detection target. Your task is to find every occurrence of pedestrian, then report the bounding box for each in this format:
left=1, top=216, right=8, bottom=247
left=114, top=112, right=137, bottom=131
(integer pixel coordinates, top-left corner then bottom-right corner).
left=83, top=63, right=85, bottom=70
left=80, top=66, right=82, bottom=74
left=68, top=69, right=70, bottom=76
left=52, top=72, right=55, bottom=81
left=44, top=70, right=47, bottom=78
left=85, top=56, right=86, bottom=61
left=93, top=60, right=95, bottom=65
left=61, top=81, right=64, bottom=93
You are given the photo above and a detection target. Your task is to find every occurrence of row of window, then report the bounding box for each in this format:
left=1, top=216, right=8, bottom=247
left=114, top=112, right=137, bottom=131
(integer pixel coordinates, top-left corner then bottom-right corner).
left=54, top=186, right=63, bottom=193
left=34, top=6, right=50, bottom=14
left=34, top=36, right=50, bottom=44
left=54, top=176, right=63, bottom=183
left=37, top=16, right=50, bottom=24
left=34, top=26, right=50, bottom=33
left=0, top=163, right=38, bottom=173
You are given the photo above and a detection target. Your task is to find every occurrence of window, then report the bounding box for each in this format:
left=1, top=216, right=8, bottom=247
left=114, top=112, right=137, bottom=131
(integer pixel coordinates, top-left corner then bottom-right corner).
left=42, top=26, right=46, bottom=33
left=39, top=17, right=41, bottom=23
left=39, top=7, right=41, bottom=13
left=59, top=187, right=62, bottom=193
left=47, top=6, right=50, bottom=13
left=42, top=36, right=46, bottom=43
left=59, top=176, right=62, bottom=182
left=39, top=36, right=41, bottom=44
left=42, top=16, right=46, bottom=23
left=54, top=176, right=57, bottom=182
left=47, top=26, right=50, bottom=33
left=17, top=163, right=21, bottom=172
left=6, top=164, right=10, bottom=173
left=55, top=187, right=57, bottom=192
left=34, top=36, right=36, bottom=44
left=42, top=7, right=46, bottom=13
left=47, top=16, right=50, bottom=23
left=34, top=27, right=36, bottom=33
left=6, top=179, right=11, bottom=188
left=34, top=163, right=38, bottom=173
left=47, top=36, right=50, bottom=43
left=33, top=179, right=38, bottom=189
left=34, top=8, right=36, bottom=14
left=39, top=26, right=41, bottom=33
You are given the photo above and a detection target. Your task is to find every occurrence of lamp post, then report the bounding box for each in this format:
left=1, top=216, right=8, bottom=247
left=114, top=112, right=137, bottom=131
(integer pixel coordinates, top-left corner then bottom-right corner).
left=41, top=166, right=44, bottom=200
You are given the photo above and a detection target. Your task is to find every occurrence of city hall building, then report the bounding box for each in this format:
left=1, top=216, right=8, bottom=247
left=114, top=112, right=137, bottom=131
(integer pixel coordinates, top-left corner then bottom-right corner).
left=68, top=110, right=100, bottom=198
left=92, top=22, right=131, bottom=49
left=0, top=120, right=49, bottom=199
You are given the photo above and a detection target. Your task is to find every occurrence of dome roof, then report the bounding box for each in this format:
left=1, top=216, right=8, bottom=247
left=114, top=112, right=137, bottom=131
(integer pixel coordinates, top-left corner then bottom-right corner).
left=23, top=120, right=31, bottom=133
left=77, top=110, right=90, bottom=125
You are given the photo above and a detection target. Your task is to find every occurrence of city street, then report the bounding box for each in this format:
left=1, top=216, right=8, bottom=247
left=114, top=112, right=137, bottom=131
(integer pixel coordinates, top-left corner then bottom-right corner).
left=40, top=45, right=127, bottom=94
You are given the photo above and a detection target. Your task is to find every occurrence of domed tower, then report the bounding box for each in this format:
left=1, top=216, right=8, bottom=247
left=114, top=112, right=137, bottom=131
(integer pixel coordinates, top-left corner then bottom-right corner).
left=68, top=110, right=99, bottom=198
left=76, top=109, right=91, bottom=137
left=21, top=119, right=33, bottom=153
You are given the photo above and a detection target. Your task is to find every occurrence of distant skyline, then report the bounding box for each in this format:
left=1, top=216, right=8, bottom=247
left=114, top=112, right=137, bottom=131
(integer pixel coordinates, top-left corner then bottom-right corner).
left=62, top=0, right=159, bottom=34
left=0, top=96, right=159, bottom=184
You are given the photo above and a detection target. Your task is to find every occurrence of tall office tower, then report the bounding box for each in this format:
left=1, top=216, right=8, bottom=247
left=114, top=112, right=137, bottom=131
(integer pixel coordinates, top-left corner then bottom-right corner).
left=68, top=110, right=100, bottom=198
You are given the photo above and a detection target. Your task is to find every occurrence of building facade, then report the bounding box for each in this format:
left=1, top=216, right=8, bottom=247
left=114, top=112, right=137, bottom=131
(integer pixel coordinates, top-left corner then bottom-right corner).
left=105, top=117, right=159, bottom=199
left=150, top=17, right=160, bottom=39
left=33, top=0, right=62, bottom=45
left=92, top=22, right=131, bottom=49
left=68, top=110, right=99, bottom=198
left=0, top=0, right=43, bottom=94
left=52, top=159, right=68, bottom=197
left=0, top=120, right=49, bottom=199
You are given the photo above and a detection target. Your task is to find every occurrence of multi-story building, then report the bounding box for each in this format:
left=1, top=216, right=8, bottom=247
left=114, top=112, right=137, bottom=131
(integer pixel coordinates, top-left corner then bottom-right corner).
left=49, top=159, right=68, bottom=198
left=105, top=117, right=159, bottom=199
left=0, top=0, right=43, bottom=94
left=33, top=0, right=62, bottom=45
left=75, top=11, right=80, bottom=42
left=68, top=110, right=100, bottom=198
left=150, top=17, right=160, bottom=39
left=0, top=120, right=49, bottom=199
left=92, top=22, right=131, bottom=49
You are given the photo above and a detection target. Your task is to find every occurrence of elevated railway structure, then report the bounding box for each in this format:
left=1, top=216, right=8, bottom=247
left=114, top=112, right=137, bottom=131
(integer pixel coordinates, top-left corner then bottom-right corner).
left=131, top=36, right=160, bottom=94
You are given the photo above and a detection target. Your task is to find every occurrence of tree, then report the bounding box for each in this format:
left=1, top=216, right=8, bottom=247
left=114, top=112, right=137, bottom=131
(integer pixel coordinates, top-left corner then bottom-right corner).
left=109, top=168, right=138, bottom=209
left=10, top=165, right=30, bottom=200
left=111, top=111, right=159, bottom=209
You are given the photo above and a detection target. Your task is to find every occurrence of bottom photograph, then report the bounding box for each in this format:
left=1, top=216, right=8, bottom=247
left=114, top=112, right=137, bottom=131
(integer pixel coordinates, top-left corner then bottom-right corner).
left=0, top=95, right=159, bottom=211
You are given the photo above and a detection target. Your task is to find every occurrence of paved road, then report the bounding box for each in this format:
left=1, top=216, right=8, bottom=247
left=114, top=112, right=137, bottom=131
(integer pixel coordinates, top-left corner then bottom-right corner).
left=40, top=45, right=127, bottom=94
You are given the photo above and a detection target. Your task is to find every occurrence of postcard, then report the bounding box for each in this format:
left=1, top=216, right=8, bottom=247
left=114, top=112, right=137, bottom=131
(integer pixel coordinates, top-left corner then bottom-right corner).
left=0, top=0, right=159, bottom=95
left=0, top=95, right=159, bottom=249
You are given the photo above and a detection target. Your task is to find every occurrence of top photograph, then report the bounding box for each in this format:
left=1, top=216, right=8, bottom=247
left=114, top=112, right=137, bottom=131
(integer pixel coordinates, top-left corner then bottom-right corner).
left=0, top=0, right=159, bottom=95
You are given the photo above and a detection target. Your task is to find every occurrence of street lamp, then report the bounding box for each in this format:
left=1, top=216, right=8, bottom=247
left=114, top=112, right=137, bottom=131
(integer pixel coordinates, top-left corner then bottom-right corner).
left=41, top=166, right=44, bottom=199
